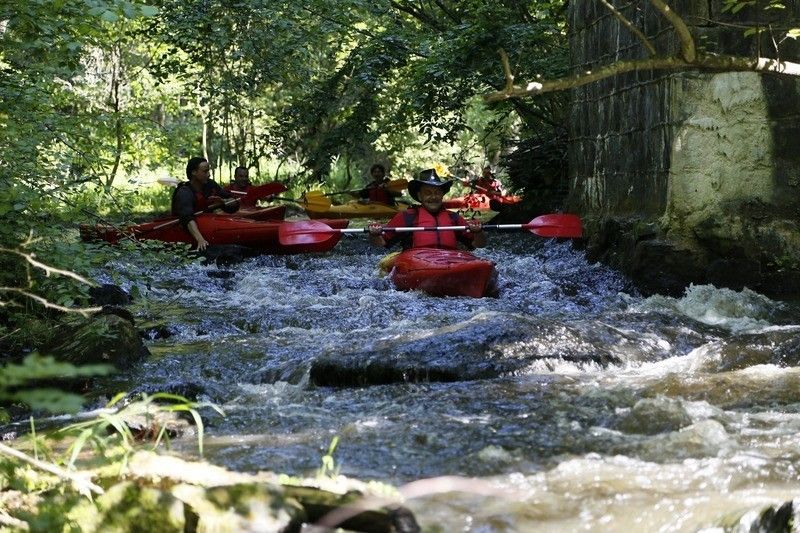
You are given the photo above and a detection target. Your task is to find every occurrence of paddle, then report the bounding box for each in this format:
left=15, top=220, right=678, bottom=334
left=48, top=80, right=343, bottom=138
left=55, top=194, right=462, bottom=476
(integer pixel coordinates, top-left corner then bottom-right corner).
left=267, top=193, right=332, bottom=212
left=312, top=179, right=408, bottom=197
left=147, top=198, right=241, bottom=232
left=278, top=213, right=583, bottom=245
left=156, top=176, right=287, bottom=203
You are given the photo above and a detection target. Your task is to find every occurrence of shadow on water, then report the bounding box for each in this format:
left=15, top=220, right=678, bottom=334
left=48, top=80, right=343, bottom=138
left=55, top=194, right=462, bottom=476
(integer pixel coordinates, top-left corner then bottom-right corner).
left=91, top=232, right=800, bottom=530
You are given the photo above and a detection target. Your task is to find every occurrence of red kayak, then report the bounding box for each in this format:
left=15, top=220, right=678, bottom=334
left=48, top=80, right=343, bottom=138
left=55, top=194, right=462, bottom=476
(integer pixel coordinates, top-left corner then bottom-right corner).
left=443, top=193, right=522, bottom=211
left=80, top=214, right=348, bottom=254
left=236, top=205, right=286, bottom=221
left=389, top=248, right=498, bottom=298
left=224, top=182, right=287, bottom=208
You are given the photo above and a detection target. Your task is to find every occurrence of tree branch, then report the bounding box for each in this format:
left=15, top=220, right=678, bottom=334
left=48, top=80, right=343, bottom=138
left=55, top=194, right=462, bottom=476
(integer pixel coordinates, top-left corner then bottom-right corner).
left=484, top=54, right=800, bottom=101
left=0, top=247, right=98, bottom=287
left=597, top=0, right=657, bottom=56
left=649, top=0, right=695, bottom=62
left=0, top=442, right=104, bottom=497
left=433, top=0, right=461, bottom=24
left=0, top=288, right=102, bottom=316
left=389, top=0, right=439, bottom=29
left=499, top=48, right=515, bottom=92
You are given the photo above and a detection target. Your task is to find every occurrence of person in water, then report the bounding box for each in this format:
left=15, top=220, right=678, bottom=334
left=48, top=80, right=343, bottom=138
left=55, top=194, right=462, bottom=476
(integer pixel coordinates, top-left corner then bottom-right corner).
left=359, top=163, right=402, bottom=206
left=368, top=168, right=485, bottom=250
left=171, top=157, right=239, bottom=251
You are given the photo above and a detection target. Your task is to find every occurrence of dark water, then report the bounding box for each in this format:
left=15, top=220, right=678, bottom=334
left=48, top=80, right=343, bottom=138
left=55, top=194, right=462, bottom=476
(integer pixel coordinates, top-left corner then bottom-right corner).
left=97, top=231, right=800, bottom=531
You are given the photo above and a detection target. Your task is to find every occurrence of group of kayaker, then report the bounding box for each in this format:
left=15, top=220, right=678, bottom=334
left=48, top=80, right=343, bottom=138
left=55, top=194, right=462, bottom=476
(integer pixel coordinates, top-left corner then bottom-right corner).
left=171, top=157, right=493, bottom=253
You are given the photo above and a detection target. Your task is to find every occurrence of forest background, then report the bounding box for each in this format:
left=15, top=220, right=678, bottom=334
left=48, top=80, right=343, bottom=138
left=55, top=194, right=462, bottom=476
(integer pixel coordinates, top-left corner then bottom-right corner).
left=0, top=0, right=568, bottom=338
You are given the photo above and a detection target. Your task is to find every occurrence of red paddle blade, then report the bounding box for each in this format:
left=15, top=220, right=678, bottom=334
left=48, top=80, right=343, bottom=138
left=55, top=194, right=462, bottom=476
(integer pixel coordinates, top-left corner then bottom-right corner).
left=527, top=214, right=583, bottom=238
left=278, top=220, right=337, bottom=245
left=246, top=182, right=287, bottom=201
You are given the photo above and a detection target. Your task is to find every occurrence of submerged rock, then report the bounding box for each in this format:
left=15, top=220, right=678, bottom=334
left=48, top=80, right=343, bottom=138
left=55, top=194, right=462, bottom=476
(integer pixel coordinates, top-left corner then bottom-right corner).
left=718, top=499, right=800, bottom=532
left=617, top=396, right=693, bottom=435
left=44, top=312, right=150, bottom=370
left=201, top=244, right=259, bottom=267
left=310, top=312, right=621, bottom=387
left=89, top=284, right=132, bottom=306
left=694, top=327, right=800, bottom=372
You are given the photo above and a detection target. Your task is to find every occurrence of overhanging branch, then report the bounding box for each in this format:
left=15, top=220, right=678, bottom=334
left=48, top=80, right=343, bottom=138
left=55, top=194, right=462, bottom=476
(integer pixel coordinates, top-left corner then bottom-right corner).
left=598, top=0, right=657, bottom=56
left=485, top=54, right=800, bottom=101
left=649, top=0, right=696, bottom=62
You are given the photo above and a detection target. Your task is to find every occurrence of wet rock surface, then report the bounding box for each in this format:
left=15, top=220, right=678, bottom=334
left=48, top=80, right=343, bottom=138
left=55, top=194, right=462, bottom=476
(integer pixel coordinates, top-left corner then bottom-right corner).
left=45, top=312, right=150, bottom=370
left=310, top=312, right=622, bottom=387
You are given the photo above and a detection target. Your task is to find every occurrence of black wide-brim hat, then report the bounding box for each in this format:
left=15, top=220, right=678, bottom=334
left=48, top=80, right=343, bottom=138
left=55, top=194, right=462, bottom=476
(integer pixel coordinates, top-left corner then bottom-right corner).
left=408, top=168, right=453, bottom=201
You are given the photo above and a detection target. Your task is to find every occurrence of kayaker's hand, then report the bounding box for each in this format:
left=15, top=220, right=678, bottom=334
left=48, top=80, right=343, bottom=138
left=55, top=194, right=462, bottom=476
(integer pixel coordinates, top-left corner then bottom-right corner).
left=196, top=236, right=210, bottom=251
left=207, top=195, right=223, bottom=209
left=466, top=219, right=483, bottom=233
left=367, top=222, right=383, bottom=236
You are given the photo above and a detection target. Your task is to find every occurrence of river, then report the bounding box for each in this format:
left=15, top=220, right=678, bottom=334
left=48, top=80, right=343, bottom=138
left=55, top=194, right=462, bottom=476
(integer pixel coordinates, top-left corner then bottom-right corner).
left=97, top=231, right=800, bottom=531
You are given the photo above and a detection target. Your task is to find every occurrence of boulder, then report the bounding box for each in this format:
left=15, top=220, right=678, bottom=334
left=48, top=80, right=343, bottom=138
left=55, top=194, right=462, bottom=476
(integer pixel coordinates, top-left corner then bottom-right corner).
left=310, top=312, right=621, bottom=387
left=44, top=313, right=150, bottom=370
left=88, top=284, right=132, bottom=306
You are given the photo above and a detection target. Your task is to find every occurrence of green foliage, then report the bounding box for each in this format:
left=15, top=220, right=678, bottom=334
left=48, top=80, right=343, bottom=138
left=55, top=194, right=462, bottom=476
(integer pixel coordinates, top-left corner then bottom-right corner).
left=316, top=435, right=340, bottom=478
left=0, top=354, right=113, bottom=414
left=58, top=392, right=224, bottom=462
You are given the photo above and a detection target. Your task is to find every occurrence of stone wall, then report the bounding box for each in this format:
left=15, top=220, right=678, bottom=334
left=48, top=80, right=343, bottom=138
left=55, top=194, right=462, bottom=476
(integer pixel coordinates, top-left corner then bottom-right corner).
left=568, top=0, right=800, bottom=297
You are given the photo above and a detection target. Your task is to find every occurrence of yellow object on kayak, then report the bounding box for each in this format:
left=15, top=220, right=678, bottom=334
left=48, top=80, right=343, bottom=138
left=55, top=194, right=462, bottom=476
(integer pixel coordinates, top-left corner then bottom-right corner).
left=304, top=192, right=405, bottom=220
left=377, top=251, right=401, bottom=276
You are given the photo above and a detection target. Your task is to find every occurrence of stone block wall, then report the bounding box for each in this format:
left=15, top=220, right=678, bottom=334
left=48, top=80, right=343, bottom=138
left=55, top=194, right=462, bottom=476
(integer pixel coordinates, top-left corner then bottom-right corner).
left=567, top=0, right=800, bottom=297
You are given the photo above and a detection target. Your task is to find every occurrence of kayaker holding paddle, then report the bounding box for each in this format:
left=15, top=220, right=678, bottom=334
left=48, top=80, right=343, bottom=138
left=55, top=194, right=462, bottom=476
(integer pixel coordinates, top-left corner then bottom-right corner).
left=473, top=165, right=504, bottom=195
left=172, top=157, right=239, bottom=251
left=359, top=163, right=403, bottom=206
left=368, top=168, right=486, bottom=250
left=226, top=166, right=259, bottom=208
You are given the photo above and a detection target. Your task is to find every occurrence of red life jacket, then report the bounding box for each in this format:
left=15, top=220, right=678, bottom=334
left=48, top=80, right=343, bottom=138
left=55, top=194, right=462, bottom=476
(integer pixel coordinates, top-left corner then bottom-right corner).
left=475, top=177, right=502, bottom=194
left=367, top=186, right=392, bottom=204
left=403, top=208, right=462, bottom=249
left=226, top=184, right=256, bottom=207
left=192, top=188, right=211, bottom=211
left=172, top=183, right=213, bottom=212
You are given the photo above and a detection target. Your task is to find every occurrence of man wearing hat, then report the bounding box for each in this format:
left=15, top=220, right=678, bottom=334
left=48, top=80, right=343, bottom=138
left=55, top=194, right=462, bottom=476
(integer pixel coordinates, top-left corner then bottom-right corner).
left=368, top=168, right=486, bottom=250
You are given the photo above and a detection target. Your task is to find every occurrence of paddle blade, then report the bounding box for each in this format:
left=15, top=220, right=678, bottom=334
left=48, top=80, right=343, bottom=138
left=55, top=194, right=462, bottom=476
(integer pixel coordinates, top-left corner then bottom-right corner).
left=246, top=182, right=287, bottom=201
left=278, top=220, right=338, bottom=245
left=303, top=191, right=332, bottom=212
left=157, top=176, right=179, bottom=187
left=527, top=214, right=583, bottom=238
left=386, top=179, right=408, bottom=193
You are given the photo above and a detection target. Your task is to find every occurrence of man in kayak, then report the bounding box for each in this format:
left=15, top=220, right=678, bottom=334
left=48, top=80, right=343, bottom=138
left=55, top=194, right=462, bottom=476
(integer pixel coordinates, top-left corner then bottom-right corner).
left=368, top=168, right=486, bottom=250
left=359, top=163, right=402, bottom=206
left=226, top=166, right=258, bottom=208
left=229, top=166, right=250, bottom=192
left=473, top=165, right=504, bottom=195
left=172, top=157, right=239, bottom=251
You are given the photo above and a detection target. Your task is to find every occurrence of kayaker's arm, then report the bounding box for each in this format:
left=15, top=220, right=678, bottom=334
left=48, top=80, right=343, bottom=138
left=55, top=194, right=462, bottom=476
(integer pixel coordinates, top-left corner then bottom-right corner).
left=467, top=219, right=487, bottom=248
left=208, top=181, right=239, bottom=213
left=368, top=222, right=387, bottom=247
left=464, top=218, right=486, bottom=248
left=186, top=220, right=210, bottom=251
left=172, top=185, right=198, bottom=228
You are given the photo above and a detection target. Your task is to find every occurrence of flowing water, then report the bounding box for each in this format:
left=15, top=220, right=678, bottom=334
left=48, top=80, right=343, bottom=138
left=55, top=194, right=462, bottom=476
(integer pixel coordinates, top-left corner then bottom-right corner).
left=96, top=232, right=800, bottom=531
